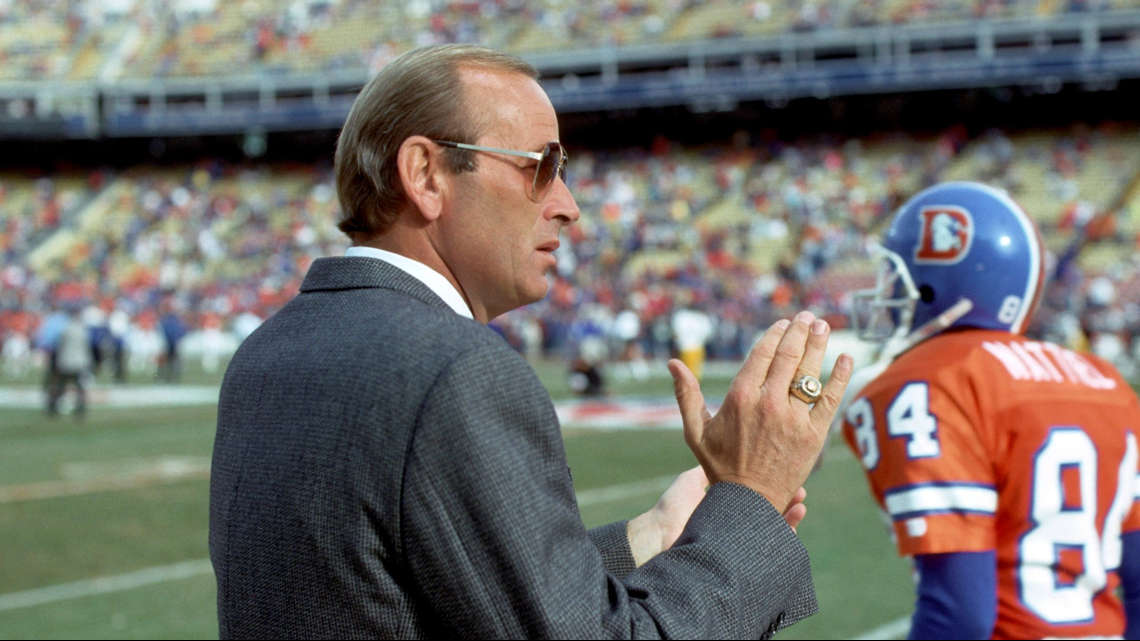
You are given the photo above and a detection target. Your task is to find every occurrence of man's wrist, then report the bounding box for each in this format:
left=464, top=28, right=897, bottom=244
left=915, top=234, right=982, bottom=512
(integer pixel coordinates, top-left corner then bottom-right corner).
left=626, top=510, right=663, bottom=567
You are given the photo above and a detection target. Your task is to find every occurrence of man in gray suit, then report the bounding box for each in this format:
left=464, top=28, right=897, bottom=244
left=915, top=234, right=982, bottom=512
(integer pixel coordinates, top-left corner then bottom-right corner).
left=210, top=44, right=853, bottom=639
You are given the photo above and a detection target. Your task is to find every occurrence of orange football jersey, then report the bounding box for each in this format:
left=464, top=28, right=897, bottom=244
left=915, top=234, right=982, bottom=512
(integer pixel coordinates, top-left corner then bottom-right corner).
left=842, top=329, right=1140, bottom=640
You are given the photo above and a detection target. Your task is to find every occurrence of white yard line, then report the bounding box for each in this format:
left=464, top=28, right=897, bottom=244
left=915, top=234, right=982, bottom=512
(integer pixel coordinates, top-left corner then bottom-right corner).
left=0, top=559, right=214, bottom=612
left=0, top=475, right=680, bottom=610
left=0, top=465, right=667, bottom=507
left=0, top=461, right=210, bottom=504
left=576, top=475, right=676, bottom=507
left=1, top=555, right=915, bottom=640
left=851, top=615, right=910, bottom=640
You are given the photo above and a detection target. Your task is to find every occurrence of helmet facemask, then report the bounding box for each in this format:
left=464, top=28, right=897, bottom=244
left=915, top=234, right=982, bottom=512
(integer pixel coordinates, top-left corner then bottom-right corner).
left=851, top=244, right=920, bottom=346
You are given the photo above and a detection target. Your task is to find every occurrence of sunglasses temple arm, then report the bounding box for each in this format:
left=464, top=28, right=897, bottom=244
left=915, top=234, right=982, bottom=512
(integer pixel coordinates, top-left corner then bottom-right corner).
left=445, top=142, right=544, bottom=162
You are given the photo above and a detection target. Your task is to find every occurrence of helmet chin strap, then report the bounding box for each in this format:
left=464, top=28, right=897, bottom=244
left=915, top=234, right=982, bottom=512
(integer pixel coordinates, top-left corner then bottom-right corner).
left=880, top=298, right=975, bottom=362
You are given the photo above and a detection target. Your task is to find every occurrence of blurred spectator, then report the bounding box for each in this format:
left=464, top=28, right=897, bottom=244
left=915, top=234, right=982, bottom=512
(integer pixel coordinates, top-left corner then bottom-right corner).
left=611, top=302, right=649, bottom=381
left=672, top=294, right=713, bottom=381
left=83, top=304, right=112, bottom=375
left=35, top=307, right=69, bottom=392
left=231, top=307, right=263, bottom=342
left=159, top=303, right=187, bottom=382
left=107, top=303, right=130, bottom=382
left=567, top=305, right=610, bottom=396
left=197, top=311, right=231, bottom=374
left=1, top=327, right=31, bottom=378
left=47, top=309, right=91, bottom=418
left=126, top=310, right=163, bottom=378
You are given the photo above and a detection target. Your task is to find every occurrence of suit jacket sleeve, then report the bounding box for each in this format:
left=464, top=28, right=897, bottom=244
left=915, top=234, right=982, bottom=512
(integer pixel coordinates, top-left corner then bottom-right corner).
left=400, top=342, right=816, bottom=639
left=588, top=521, right=636, bottom=579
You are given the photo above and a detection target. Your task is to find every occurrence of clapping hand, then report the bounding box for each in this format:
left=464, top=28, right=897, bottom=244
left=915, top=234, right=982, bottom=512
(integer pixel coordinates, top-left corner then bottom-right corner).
left=626, top=311, right=851, bottom=566
left=628, top=467, right=809, bottom=566
left=672, top=311, right=851, bottom=514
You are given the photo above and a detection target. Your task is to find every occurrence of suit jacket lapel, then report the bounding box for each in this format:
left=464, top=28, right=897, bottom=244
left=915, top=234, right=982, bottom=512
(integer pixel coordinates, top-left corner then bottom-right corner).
left=300, top=256, right=454, bottom=313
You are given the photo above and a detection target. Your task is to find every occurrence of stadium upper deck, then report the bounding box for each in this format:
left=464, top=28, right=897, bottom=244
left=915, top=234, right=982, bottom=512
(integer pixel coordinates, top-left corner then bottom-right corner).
left=3, top=0, right=1140, bottom=82
left=3, top=0, right=1140, bottom=140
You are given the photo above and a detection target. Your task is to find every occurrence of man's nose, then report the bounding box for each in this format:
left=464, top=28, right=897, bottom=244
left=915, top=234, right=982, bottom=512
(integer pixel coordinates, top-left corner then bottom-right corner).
left=546, top=177, right=581, bottom=225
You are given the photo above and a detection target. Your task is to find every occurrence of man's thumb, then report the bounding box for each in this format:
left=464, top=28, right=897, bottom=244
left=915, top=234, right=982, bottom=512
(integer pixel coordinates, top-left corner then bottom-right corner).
left=668, top=359, right=707, bottom=443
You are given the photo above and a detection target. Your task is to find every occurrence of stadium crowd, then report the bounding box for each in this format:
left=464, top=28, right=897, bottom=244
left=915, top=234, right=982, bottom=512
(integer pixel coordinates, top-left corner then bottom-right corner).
left=1, top=124, right=1138, bottom=392
left=4, top=0, right=1140, bottom=81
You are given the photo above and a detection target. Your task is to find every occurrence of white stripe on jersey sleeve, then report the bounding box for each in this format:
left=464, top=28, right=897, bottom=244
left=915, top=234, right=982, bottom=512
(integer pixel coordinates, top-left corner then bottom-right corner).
left=1133, top=473, right=1140, bottom=501
left=884, top=484, right=998, bottom=519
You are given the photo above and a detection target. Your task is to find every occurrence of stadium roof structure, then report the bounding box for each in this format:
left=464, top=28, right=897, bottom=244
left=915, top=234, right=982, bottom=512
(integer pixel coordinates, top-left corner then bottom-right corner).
left=2, top=10, right=1140, bottom=140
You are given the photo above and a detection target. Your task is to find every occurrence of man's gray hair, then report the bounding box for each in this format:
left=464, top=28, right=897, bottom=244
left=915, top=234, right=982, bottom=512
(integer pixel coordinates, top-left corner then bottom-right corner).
left=334, top=44, right=538, bottom=240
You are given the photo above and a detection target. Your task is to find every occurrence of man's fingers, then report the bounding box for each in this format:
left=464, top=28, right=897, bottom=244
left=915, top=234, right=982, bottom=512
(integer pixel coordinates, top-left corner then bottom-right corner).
left=668, top=359, right=710, bottom=448
left=787, top=486, right=807, bottom=509
left=763, top=311, right=816, bottom=395
left=783, top=503, right=807, bottom=533
left=810, top=353, right=854, bottom=428
left=783, top=487, right=808, bottom=532
left=731, top=319, right=790, bottom=393
left=792, top=318, right=831, bottom=382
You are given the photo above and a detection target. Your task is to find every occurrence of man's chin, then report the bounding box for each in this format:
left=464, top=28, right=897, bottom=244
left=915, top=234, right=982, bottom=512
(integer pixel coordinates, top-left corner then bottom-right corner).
left=533, top=285, right=552, bottom=304
left=520, top=278, right=552, bottom=306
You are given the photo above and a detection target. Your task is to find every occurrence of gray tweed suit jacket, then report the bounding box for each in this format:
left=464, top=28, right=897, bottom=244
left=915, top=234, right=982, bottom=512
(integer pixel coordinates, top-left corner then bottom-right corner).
left=210, top=256, right=817, bottom=639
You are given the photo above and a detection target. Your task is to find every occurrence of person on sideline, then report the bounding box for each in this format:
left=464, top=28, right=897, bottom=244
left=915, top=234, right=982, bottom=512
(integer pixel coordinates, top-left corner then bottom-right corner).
left=47, top=308, right=91, bottom=418
left=210, top=44, right=852, bottom=639
left=841, top=181, right=1140, bottom=639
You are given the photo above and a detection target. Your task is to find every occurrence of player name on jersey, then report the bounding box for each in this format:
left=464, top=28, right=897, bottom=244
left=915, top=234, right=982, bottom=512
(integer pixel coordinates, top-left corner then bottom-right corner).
left=981, top=339, right=1118, bottom=389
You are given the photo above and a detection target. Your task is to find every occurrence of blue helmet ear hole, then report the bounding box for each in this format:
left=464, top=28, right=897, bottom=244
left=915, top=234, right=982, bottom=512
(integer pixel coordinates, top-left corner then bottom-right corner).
left=919, top=285, right=936, bottom=304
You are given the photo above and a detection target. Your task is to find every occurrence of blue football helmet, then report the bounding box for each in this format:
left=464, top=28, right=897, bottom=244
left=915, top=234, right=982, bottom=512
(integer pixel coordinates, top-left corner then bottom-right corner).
left=853, top=181, right=1046, bottom=348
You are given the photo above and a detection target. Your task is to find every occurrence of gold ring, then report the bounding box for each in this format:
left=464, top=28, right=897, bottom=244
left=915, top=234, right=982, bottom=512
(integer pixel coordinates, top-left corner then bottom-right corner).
left=790, top=374, right=822, bottom=404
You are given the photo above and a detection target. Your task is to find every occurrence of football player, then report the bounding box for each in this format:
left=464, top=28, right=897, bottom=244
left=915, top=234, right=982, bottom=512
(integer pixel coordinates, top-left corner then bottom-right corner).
left=841, top=181, right=1140, bottom=639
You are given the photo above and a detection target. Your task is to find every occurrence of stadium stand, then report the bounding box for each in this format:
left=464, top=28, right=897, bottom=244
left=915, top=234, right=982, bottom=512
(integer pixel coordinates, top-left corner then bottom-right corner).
left=0, top=1, right=78, bottom=81
left=9, top=123, right=1137, bottom=381
left=7, top=0, right=1140, bottom=81
left=1, top=1, right=1139, bottom=384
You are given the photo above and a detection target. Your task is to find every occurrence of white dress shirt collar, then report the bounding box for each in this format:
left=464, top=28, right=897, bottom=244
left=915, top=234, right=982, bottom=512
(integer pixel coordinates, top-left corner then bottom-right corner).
left=345, top=246, right=474, bottom=320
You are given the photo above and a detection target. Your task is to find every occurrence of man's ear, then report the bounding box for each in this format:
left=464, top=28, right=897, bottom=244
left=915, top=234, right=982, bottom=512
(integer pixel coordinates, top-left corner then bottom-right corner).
left=397, top=136, right=448, bottom=223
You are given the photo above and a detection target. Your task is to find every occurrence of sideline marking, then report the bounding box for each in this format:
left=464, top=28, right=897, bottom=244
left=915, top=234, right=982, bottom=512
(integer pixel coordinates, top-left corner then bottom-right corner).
left=0, top=386, right=219, bottom=409
left=0, top=462, right=676, bottom=506
left=0, top=559, right=214, bottom=612
left=0, top=475, right=681, bottom=610
left=0, top=458, right=210, bottom=504
left=851, top=615, right=909, bottom=640
left=556, top=398, right=718, bottom=431
left=576, top=475, right=676, bottom=507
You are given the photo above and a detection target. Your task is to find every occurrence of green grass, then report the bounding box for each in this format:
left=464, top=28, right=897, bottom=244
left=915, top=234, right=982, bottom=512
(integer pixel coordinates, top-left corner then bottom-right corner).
left=0, top=406, right=215, bottom=486
left=0, top=361, right=911, bottom=639
left=0, top=575, right=219, bottom=640
left=787, top=441, right=915, bottom=639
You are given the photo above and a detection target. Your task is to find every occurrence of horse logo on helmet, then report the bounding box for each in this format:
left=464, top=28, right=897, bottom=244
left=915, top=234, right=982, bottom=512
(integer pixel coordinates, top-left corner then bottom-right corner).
left=915, top=206, right=973, bottom=264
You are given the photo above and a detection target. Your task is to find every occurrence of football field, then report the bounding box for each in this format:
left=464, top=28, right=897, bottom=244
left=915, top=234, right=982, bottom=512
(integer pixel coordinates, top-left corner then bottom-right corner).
left=0, top=361, right=916, bottom=640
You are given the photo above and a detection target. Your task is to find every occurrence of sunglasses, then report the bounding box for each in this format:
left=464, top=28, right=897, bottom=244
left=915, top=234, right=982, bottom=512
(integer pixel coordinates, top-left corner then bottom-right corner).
left=432, top=140, right=568, bottom=203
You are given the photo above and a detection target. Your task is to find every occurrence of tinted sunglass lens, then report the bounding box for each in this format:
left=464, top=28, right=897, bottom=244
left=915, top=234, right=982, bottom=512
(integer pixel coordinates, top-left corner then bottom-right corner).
left=531, top=144, right=555, bottom=201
